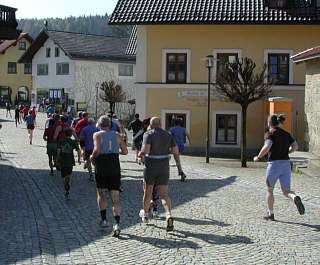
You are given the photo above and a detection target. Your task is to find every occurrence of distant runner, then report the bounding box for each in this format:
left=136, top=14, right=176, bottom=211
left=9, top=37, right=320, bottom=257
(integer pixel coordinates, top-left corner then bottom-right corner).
left=25, top=110, right=35, bottom=145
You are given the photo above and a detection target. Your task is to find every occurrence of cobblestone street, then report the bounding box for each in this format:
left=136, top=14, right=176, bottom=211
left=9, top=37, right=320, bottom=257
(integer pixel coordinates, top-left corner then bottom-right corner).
left=0, top=109, right=319, bottom=265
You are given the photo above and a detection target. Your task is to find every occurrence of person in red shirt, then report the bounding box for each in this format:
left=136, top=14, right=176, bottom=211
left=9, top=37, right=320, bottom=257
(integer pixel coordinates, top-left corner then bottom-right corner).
left=31, top=106, right=37, bottom=126
left=22, top=106, right=29, bottom=121
left=43, top=119, right=57, bottom=175
left=74, top=112, right=89, bottom=152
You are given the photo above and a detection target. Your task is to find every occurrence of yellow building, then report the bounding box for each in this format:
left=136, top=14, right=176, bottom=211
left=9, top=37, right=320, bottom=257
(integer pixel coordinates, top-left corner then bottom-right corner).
left=0, top=33, right=33, bottom=106
left=110, top=0, right=320, bottom=156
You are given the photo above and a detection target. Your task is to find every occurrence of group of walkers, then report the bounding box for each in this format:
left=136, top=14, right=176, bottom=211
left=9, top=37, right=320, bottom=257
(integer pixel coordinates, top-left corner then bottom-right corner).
left=1, top=107, right=306, bottom=237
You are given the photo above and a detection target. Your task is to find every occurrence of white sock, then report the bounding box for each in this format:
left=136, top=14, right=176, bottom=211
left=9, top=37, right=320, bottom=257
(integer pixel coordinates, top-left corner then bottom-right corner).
left=268, top=210, right=274, bottom=216
left=166, top=212, right=172, bottom=220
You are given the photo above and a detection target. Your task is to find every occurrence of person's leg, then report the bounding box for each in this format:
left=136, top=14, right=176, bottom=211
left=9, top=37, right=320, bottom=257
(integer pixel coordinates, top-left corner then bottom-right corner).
left=143, top=184, right=154, bottom=214
left=97, top=188, right=108, bottom=226
left=15, top=117, right=18, bottom=127
left=158, top=184, right=174, bottom=231
left=29, top=129, right=33, bottom=144
left=48, top=154, right=54, bottom=175
left=174, top=150, right=186, bottom=181
left=110, top=190, right=121, bottom=236
left=266, top=185, right=274, bottom=216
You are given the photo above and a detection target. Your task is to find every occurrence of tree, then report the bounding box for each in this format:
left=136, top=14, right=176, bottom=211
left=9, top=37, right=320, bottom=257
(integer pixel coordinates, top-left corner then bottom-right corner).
left=216, top=57, right=272, bottom=167
left=99, top=80, right=126, bottom=114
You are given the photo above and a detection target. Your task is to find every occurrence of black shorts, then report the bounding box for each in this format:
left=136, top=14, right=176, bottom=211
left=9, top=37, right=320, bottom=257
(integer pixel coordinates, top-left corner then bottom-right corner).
left=27, top=124, right=35, bottom=130
left=95, top=154, right=121, bottom=190
left=84, top=150, right=93, bottom=160
left=61, top=166, right=73, bottom=177
left=144, top=158, right=169, bottom=186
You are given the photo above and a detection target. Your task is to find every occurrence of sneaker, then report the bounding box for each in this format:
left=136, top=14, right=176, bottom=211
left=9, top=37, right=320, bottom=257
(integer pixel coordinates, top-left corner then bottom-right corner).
left=112, top=224, right=121, bottom=237
left=263, top=213, right=275, bottom=221
left=179, top=171, right=186, bottom=182
left=166, top=215, right=174, bottom=232
left=138, top=158, right=142, bottom=165
left=294, top=196, right=305, bottom=215
left=65, top=192, right=70, bottom=200
left=100, top=219, right=109, bottom=228
left=139, top=209, right=148, bottom=223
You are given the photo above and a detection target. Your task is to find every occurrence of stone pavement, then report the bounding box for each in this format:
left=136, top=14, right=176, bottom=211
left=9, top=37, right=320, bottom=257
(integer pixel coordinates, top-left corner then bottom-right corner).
left=0, top=109, right=319, bottom=265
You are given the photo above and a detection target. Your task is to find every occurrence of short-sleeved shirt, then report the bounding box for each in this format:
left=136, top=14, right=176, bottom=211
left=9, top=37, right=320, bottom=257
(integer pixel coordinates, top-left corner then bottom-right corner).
left=75, top=118, right=88, bottom=133
left=67, top=115, right=73, bottom=127
left=58, top=138, right=79, bottom=167
left=170, top=126, right=186, bottom=145
left=80, top=125, right=100, bottom=150
left=265, top=127, right=295, bottom=161
left=128, top=119, right=143, bottom=135
left=143, top=128, right=176, bottom=157
left=44, top=126, right=57, bottom=143
left=25, top=115, right=34, bottom=125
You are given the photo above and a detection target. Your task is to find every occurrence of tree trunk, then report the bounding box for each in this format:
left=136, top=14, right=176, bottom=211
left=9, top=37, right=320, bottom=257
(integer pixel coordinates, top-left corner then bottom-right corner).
left=109, top=102, right=115, bottom=114
left=241, top=104, right=248, bottom=167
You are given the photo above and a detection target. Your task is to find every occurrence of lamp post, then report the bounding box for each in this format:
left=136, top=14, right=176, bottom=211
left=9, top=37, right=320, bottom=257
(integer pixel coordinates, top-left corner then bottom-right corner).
left=205, top=55, right=214, bottom=163
left=95, top=82, right=99, bottom=119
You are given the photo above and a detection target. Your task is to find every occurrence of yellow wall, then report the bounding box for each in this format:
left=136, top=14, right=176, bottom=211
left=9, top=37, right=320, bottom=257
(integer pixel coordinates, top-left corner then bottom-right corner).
left=142, top=25, right=314, bottom=150
left=0, top=37, right=32, bottom=103
left=146, top=25, right=320, bottom=83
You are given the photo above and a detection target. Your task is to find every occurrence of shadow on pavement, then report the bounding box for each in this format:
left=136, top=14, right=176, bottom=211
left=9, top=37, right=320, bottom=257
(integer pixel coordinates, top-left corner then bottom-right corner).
left=275, top=220, right=320, bottom=232
left=0, top=162, right=247, bottom=263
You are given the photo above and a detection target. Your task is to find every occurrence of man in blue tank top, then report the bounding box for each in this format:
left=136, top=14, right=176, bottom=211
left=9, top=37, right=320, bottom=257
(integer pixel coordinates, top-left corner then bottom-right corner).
left=89, top=115, right=128, bottom=237
left=138, top=117, right=179, bottom=232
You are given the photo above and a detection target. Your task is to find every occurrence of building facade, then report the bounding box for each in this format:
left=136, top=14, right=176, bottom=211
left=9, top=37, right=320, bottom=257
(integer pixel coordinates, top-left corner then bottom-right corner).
left=110, top=0, right=320, bottom=155
left=19, top=29, right=136, bottom=118
left=0, top=33, right=33, bottom=106
left=292, top=46, right=320, bottom=157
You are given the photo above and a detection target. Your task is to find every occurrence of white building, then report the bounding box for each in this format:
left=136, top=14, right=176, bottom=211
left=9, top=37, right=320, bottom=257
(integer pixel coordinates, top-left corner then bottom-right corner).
left=19, top=29, right=136, bottom=118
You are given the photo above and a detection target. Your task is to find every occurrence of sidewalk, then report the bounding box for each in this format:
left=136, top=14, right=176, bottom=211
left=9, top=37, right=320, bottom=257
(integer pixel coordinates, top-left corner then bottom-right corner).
left=0, top=110, right=319, bottom=265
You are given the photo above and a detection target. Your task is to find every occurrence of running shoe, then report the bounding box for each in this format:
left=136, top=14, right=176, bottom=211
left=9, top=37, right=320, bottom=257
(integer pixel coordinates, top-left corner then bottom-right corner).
left=263, top=213, right=275, bottom=221
left=139, top=209, right=148, bottom=223
left=100, top=219, right=109, bottom=228
left=112, top=224, right=121, bottom=237
left=179, top=171, right=186, bottom=182
left=294, top=196, right=305, bottom=215
left=166, top=215, right=174, bottom=232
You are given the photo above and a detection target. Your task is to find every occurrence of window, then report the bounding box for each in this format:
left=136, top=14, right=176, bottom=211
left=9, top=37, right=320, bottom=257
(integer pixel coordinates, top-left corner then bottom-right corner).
left=37, top=64, right=48, bottom=75
left=19, top=41, right=26, bottom=50
left=56, top=63, right=69, bottom=75
left=166, top=53, right=187, bottom=83
left=8, top=62, right=17, bottom=73
left=268, top=54, right=289, bottom=84
left=118, top=64, right=133, bottom=76
left=55, top=47, right=60, bottom=57
left=24, top=63, right=32, bottom=74
left=217, top=53, right=238, bottom=76
left=216, top=114, right=237, bottom=145
left=46, top=48, right=51, bottom=58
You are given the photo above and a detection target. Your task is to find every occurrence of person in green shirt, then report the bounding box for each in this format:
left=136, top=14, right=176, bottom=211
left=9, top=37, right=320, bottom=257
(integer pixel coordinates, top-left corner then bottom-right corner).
left=57, top=127, right=81, bottom=200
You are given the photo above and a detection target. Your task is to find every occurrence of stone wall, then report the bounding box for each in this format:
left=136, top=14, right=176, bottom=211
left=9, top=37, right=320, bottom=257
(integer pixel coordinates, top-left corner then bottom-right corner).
left=305, top=61, right=320, bottom=157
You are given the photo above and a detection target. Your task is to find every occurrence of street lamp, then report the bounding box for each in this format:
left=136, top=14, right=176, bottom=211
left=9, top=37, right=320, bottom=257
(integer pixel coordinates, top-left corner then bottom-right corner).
left=205, top=55, right=214, bottom=163
left=95, top=82, right=99, bottom=119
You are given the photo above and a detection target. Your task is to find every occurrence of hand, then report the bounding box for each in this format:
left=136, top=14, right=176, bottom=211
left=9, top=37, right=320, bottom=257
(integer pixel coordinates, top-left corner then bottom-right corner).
left=138, top=151, right=143, bottom=158
left=253, top=156, right=260, bottom=162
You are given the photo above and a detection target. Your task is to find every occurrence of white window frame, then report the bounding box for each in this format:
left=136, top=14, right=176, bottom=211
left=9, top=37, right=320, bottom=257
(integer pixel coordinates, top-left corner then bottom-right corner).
left=161, top=109, right=191, bottom=144
left=212, top=110, right=241, bottom=148
left=56, top=62, right=69, bottom=75
left=264, top=49, right=293, bottom=84
left=162, top=49, right=191, bottom=83
left=118, top=63, right=134, bottom=77
left=212, top=49, right=242, bottom=82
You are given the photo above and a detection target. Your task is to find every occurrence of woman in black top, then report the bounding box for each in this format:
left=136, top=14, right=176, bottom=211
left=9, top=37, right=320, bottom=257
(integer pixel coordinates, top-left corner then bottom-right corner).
left=254, top=114, right=305, bottom=221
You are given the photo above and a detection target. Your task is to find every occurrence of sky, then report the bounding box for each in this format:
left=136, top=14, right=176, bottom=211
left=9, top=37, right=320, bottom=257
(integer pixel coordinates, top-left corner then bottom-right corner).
left=1, top=0, right=118, bottom=19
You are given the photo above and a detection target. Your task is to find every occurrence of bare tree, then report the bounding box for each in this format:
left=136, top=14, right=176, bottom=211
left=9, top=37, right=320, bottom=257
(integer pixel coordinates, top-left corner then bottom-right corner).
left=99, top=80, right=126, bottom=114
left=216, top=57, right=272, bottom=167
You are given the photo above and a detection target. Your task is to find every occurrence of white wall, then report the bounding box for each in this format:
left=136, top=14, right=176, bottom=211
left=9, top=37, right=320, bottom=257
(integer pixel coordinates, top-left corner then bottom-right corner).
left=32, top=39, right=75, bottom=95
left=74, top=60, right=136, bottom=118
